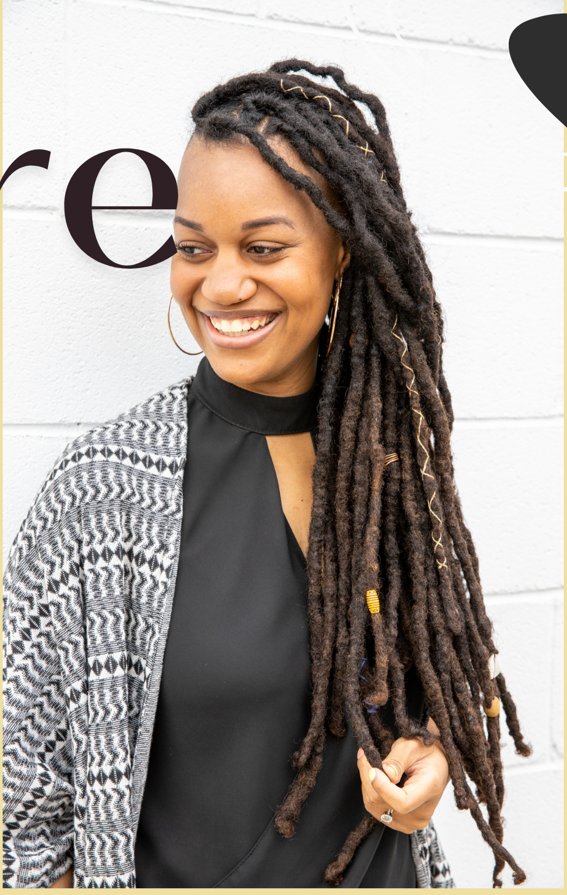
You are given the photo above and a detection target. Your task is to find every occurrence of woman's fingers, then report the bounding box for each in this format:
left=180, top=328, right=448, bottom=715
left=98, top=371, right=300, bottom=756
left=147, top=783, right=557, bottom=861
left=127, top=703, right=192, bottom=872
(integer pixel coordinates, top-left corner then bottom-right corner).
left=357, top=748, right=432, bottom=833
left=381, top=756, right=403, bottom=783
left=369, top=766, right=424, bottom=815
left=357, top=738, right=419, bottom=783
left=357, top=739, right=423, bottom=814
left=357, top=735, right=449, bottom=820
left=358, top=749, right=434, bottom=834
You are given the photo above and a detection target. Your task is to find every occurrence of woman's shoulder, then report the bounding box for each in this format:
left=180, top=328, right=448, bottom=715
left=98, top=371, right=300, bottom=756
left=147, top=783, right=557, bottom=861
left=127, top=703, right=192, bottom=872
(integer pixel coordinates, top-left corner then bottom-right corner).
left=60, top=376, right=193, bottom=467
left=7, top=379, right=194, bottom=561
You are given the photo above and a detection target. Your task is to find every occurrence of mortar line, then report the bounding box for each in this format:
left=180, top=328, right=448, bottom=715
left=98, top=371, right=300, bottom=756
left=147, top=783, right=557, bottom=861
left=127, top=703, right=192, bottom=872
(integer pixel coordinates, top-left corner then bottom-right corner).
left=422, top=231, right=563, bottom=250
left=502, top=759, right=563, bottom=777
left=4, top=415, right=564, bottom=434
left=3, top=423, right=101, bottom=436
left=3, top=207, right=562, bottom=249
left=83, top=0, right=510, bottom=58
left=484, top=590, right=563, bottom=604
left=453, top=416, right=563, bottom=429
left=483, top=587, right=564, bottom=601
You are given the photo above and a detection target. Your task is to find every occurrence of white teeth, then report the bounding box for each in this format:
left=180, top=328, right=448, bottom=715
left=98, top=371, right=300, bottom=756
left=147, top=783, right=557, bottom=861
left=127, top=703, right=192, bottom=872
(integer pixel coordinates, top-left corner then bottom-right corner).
left=209, top=314, right=275, bottom=335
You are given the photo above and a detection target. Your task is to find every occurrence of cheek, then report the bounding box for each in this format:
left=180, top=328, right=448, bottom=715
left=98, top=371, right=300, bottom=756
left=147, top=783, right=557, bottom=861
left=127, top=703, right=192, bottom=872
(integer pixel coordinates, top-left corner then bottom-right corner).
left=170, top=257, right=198, bottom=299
left=285, top=270, right=333, bottom=335
left=171, top=257, right=203, bottom=311
left=170, top=258, right=203, bottom=337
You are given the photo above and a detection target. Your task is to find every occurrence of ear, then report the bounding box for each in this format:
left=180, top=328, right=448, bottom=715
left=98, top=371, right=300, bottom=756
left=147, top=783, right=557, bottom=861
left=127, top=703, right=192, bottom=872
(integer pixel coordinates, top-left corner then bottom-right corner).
left=337, top=241, right=351, bottom=278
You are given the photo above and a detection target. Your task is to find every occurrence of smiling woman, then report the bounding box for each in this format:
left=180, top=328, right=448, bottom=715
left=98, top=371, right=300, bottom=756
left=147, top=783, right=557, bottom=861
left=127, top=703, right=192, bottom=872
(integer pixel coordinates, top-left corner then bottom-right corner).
left=3, top=60, right=531, bottom=890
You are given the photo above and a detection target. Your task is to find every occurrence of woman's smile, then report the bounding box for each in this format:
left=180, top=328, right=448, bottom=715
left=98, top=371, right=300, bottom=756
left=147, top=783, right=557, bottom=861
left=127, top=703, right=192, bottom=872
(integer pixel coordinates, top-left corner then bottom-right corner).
left=200, top=309, right=281, bottom=348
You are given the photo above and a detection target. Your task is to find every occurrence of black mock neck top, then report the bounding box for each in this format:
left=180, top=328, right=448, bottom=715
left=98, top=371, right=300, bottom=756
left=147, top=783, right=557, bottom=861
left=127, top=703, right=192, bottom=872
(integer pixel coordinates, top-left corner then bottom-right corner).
left=134, top=358, right=420, bottom=888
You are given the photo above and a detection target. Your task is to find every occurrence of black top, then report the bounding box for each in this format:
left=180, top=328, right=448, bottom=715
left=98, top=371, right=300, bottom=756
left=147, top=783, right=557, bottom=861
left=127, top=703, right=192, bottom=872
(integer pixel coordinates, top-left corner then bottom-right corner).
left=135, top=358, right=421, bottom=888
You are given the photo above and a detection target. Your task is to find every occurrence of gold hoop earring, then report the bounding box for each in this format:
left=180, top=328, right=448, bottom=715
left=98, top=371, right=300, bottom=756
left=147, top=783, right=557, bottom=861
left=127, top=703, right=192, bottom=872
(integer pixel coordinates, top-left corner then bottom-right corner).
left=326, top=275, right=343, bottom=357
left=168, top=295, right=203, bottom=356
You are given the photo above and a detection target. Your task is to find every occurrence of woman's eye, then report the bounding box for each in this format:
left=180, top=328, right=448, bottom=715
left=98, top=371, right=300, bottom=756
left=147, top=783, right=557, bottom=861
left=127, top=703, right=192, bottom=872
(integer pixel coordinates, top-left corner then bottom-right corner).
left=176, top=244, right=209, bottom=257
left=248, top=245, right=284, bottom=256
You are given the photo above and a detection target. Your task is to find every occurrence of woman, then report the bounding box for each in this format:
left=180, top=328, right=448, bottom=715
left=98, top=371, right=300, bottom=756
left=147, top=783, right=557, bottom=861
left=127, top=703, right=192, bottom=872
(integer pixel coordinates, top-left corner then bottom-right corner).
left=3, top=60, right=531, bottom=889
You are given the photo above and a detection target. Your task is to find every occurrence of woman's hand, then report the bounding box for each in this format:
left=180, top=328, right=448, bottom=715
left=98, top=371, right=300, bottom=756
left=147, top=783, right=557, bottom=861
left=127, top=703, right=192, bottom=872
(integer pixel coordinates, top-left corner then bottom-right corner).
left=357, top=719, right=450, bottom=834
left=50, top=866, right=73, bottom=888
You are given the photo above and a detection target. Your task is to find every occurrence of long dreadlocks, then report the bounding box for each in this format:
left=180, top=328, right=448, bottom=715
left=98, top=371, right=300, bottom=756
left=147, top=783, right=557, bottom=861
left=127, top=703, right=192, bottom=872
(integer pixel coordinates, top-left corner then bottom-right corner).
left=190, top=59, right=532, bottom=887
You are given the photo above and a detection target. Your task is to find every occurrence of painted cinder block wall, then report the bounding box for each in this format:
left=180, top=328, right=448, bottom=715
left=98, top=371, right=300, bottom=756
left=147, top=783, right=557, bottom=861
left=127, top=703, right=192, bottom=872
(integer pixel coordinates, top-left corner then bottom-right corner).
left=3, top=0, right=563, bottom=887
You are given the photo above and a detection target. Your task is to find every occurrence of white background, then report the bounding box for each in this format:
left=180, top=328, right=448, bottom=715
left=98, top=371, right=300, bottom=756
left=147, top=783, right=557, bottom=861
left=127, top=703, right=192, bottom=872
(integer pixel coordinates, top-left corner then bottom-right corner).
left=3, top=0, right=564, bottom=887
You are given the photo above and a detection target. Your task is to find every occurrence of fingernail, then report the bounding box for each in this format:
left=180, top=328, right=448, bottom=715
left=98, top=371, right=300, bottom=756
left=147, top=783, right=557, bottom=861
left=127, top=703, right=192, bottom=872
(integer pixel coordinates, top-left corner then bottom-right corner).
left=384, top=763, right=398, bottom=780
left=357, top=748, right=364, bottom=759
left=369, top=768, right=376, bottom=782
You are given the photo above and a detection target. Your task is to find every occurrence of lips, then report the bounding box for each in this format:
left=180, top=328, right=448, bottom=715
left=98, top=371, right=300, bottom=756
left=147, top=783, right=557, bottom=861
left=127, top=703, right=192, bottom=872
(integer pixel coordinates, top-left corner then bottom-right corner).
left=200, top=310, right=282, bottom=349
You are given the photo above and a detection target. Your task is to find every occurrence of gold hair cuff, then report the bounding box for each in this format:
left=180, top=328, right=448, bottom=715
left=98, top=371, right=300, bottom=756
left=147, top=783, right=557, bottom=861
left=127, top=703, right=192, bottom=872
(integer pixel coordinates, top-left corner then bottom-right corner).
left=484, top=697, right=501, bottom=718
left=384, top=453, right=399, bottom=467
left=366, top=589, right=380, bottom=614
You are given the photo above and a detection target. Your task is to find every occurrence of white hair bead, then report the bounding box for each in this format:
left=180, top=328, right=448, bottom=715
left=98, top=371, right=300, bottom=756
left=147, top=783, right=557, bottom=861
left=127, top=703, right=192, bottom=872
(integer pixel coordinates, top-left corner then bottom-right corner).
left=488, top=653, right=501, bottom=679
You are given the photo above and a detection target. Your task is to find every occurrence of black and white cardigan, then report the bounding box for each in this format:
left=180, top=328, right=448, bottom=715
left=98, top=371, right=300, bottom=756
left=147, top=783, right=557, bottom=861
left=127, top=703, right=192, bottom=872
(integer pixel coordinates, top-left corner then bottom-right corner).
left=3, top=379, right=455, bottom=889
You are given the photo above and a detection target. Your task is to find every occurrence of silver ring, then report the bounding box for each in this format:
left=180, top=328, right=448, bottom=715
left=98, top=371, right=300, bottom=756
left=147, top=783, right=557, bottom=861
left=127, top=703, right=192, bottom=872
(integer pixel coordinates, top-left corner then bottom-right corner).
left=380, top=808, right=394, bottom=824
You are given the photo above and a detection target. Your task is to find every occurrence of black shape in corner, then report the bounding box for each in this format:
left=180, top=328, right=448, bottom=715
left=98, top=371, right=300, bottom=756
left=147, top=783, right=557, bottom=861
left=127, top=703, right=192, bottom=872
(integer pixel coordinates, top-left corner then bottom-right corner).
left=509, top=13, right=567, bottom=127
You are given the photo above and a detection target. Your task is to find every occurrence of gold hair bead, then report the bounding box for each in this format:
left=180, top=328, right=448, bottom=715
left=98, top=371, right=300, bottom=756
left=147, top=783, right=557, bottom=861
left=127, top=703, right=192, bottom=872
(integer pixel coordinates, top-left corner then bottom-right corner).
left=484, top=697, right=501, bottom=718
left=366, top=589, right=380, bottom=614
left=384, top=453, right=399, bottom=467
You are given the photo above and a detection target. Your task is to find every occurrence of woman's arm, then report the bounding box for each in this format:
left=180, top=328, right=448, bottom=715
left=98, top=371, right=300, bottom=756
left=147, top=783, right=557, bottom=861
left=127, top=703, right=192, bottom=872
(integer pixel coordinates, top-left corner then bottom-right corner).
left=3, top=520, right=75, bottom=888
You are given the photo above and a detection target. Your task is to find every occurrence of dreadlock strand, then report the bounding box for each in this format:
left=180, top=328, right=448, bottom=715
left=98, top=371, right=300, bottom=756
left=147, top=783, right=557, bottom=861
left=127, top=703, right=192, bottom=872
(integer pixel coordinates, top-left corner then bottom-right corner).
left=323, top=814, right=379, bottom=886
left=275, top=730, right=326, bottom=838
left=496, top=673, right=533, bottom=757
left=329, top=285, right=370, bottom=736
left=362, top=344, right=390, bottom=706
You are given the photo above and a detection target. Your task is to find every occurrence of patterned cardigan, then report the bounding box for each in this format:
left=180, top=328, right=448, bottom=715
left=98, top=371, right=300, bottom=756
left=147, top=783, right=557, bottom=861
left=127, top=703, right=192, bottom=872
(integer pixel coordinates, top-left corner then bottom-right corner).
left=3, top=379, right=455, bottom=889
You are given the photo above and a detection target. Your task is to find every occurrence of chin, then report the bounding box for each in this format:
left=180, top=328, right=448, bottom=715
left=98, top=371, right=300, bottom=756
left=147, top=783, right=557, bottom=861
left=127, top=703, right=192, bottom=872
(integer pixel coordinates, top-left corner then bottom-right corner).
left=201, top=326, right=321, bottom=396
left=207, top=352, right=279, bottom=389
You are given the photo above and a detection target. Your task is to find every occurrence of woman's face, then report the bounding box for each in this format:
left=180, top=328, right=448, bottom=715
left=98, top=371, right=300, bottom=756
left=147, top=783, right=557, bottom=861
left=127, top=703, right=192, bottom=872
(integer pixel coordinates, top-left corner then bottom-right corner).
left=171, top=135, right=349, bottom=396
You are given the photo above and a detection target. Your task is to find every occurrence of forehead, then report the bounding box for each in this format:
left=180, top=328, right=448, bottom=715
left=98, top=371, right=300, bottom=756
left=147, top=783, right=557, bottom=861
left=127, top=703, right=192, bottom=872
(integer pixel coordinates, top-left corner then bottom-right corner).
left=176, top=135, right=329, bottom=220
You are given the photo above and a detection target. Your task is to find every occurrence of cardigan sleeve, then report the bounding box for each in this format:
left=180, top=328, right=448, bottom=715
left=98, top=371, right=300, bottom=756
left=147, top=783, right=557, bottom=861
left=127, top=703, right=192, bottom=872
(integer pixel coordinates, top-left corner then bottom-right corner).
left=3, top=516, right=75, bottom=889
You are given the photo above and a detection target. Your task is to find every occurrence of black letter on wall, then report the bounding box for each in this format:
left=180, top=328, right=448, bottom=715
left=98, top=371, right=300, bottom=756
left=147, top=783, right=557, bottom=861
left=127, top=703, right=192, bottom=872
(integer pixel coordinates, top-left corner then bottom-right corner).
left=64, top=148, right=177, bottom=268
left=0, top=149, right=51, bottom=191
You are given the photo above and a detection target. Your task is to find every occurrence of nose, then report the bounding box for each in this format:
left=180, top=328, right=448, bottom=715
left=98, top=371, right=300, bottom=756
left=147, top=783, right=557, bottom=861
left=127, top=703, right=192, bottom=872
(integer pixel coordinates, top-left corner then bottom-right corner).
left=200, top=252, right=257, bottom=305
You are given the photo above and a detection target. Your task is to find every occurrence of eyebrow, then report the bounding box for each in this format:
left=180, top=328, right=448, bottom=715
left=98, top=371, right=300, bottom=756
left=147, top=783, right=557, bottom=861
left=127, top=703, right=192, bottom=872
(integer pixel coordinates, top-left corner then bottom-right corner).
left=174, top=216, right=204, bottom=231
left=241, top=216, right=296, bottom=231
left=173, top=215, right=296, bottom=233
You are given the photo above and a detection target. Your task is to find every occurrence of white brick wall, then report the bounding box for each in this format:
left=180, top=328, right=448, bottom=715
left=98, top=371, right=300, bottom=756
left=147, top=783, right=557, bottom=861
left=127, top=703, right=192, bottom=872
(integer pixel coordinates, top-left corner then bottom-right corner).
left=3, top=0, right=563, bottom=887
